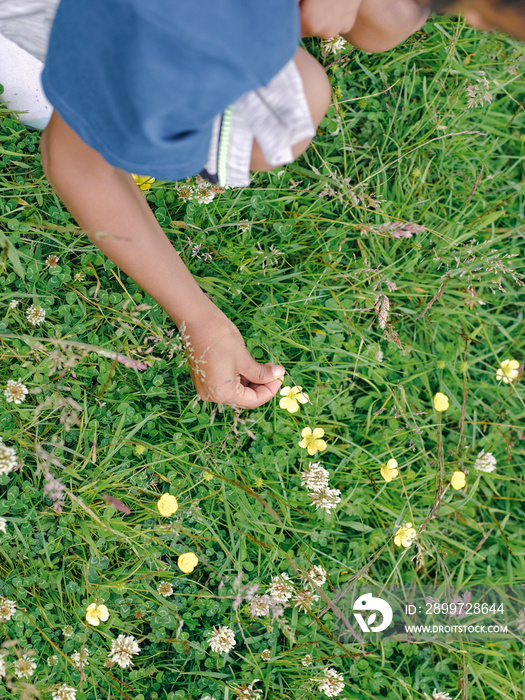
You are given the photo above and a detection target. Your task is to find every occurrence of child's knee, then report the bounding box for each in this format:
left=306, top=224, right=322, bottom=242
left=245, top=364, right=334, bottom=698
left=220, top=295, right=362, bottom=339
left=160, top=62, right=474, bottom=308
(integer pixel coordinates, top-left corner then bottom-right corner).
left=250, top=47, right=331, bottom=171
left=290, top=47, right=331, bottom=160
left=293, top=46, right=332, bottom=131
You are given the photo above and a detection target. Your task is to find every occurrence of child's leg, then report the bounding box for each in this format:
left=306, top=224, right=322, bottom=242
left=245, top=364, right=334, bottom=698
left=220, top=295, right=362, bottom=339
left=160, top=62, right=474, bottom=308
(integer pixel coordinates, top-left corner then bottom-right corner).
left=250, top=46, right=331, bottom=172
left=0, top=33, right=52, bottom=130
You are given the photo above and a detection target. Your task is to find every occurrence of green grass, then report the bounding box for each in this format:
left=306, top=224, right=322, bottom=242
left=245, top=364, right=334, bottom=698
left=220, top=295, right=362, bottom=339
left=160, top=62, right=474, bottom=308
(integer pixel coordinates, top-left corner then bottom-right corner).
left=0, top=15, right=524, bottom=700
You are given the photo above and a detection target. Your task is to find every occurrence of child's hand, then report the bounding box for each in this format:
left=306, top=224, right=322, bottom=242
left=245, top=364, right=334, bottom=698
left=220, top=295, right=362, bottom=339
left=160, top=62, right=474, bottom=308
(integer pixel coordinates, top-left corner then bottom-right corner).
left=299, top=0, right=360, bottom=38
left=179, top=307, right=285, bottom=410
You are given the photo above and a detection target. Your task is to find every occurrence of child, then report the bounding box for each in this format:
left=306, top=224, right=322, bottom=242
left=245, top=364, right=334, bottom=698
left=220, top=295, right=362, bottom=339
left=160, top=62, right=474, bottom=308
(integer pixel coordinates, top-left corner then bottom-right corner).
left=2, top=0, right=525, bottom=409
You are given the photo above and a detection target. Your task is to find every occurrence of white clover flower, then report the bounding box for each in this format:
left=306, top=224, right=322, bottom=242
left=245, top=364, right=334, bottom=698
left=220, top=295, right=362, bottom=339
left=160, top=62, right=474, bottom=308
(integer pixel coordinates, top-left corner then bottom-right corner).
left=268, top=573, right=294, bottom=603
left=231, top=679, right=263, bottom=700
left=0, top=655, right=6, bottom=678
left=71, top=648, right=89, bottom=669
left=0, top=517, right=6, bottom=534
left=26, top=304, right=46, bottom=326
left=0, top=440, right=17, bottom=476
left=321, top=36, right=348, bottom=57
left=45, top=255, right=60, bottom=267
left=108, top=634, right=140, bottom=669
left=208, top=625, right=236, bottom=653
left=4, top=379, right=28, bottom=405
left=261, top=649, right=271, bottom=661
left=313, top=666, right=345, bottom=697
left=425, top=691, right=452, bottom=700
left=303, top=564, right=327, bottom=588
left=157, top=581, right=174, bottom=597
left=294, top=589, right=319, bottom=612
left=374, top=348, right=384, bottom=363
left=13, top=653, right=37, bottom=679
left=302, top=653, right=313, bottom=667
left=47, top=654, right=59, bottom=666
left=9, top=299, right=19, bottom=309
left=0, top=596, right=16, bottom=622
left=309, top=487, right=341, bottom=514
left=473, top=450, right=497, bottom=473
left=62, top=625, right=74, bottom=637
left=52, top=684, right=77, bottom=700
left=194, top=181, right=216, bottom=204
left=249, top=595, right=271, bottom=618
left=301, top=462, right=330, bottom=492
left=178, top=184, right=194, bottom=201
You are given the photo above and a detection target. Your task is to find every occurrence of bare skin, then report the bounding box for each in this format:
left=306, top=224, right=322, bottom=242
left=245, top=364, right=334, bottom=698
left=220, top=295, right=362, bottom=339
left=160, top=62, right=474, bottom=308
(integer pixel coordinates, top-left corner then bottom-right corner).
left=299, top=0, right=430, bottom=51
left=300, top=0, right=525, bottom=45
left=446, top=0, right=525, bottom=40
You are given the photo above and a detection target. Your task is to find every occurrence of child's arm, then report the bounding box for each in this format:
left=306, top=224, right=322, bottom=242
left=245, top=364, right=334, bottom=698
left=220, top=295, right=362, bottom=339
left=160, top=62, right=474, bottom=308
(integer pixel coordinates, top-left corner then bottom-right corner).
left=40, top=110, right=285, bottom=409
left=299, top=0, right=429, bottom=52
left=341, top=0, right=430, bottom=53
left=299, top=0, right=361, bottom=40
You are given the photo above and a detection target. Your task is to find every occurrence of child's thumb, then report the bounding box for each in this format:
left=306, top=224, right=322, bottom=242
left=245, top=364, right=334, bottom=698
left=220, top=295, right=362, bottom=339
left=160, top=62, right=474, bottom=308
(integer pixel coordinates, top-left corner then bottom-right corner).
left=242, top=358, right=285, bottom=385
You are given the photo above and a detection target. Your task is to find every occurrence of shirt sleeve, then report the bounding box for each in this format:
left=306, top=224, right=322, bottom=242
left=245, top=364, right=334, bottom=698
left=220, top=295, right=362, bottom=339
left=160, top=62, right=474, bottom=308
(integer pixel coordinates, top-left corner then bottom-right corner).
left=41, top=0, right=300, bottom=181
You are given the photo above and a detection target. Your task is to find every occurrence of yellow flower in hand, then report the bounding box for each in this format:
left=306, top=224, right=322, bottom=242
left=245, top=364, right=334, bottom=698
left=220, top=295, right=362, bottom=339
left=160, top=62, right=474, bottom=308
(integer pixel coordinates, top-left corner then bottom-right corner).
left=132, top=174, right=155, bottom=191
left=178, top=552, right=199, bottom=573
left=433, top=392, right=449, bottom=412
left=86, top=603, right=109, bottom=626
left=157, top=493, right=178, bottom=516
left=381, top=458, right=399, bottom=483
left=450, top=471, right=466, bottom=490
left=279, top=386, right=309, bottom=413
left=298, top=427, right=327, bottom=456
left=496, top=359, right=520, bottom=384
left=394, top=522, right=417, bottom=548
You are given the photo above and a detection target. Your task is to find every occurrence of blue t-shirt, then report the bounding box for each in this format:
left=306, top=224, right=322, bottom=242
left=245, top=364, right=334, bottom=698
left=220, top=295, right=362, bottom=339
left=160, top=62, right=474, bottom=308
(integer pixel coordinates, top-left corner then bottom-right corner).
left=42, top=0, right=300, bottom=180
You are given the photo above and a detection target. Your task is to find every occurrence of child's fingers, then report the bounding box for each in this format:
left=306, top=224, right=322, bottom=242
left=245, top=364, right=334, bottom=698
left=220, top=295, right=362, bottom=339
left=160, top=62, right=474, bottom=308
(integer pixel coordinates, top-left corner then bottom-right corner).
left=240, top=355, right=285, bottom=384
left=229, top=378, right=283, bottom=410
left=226, top=354, right=285, bottom=408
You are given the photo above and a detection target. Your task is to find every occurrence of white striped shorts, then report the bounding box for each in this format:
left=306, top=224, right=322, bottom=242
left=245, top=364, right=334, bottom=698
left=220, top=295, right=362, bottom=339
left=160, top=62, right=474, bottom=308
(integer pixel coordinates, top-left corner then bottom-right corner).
left=202, top=58, right=315, bottom=188
left=0, top=0, right=59, bottom=63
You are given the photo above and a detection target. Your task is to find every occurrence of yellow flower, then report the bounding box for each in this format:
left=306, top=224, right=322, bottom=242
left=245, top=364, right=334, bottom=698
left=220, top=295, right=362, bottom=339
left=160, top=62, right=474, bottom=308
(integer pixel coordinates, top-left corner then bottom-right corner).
left=157, top=493, right=178, bottom=516
left=496, top=359, right=520, bottom=384
left=178, top=552, right=199, bottom=573
left=279, top=386, right=309, bottom=413
left=381, top=458, right=399, bottom=483
left=433, top=392, right=449, bottom=412
left=85, top=603, right=109, bottom=626
left=132, top=174, right=155, bottom=190
left=298, top=427, right=327, bottom=456
left=450, top=471, right=466, bottom=490
left=394, top=522, right=417, bottom=548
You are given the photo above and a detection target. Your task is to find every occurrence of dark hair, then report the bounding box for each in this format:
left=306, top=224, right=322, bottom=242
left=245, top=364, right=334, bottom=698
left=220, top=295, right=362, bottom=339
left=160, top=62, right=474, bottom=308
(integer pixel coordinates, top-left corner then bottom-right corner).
left=428, top=0, right=525, bottom=10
